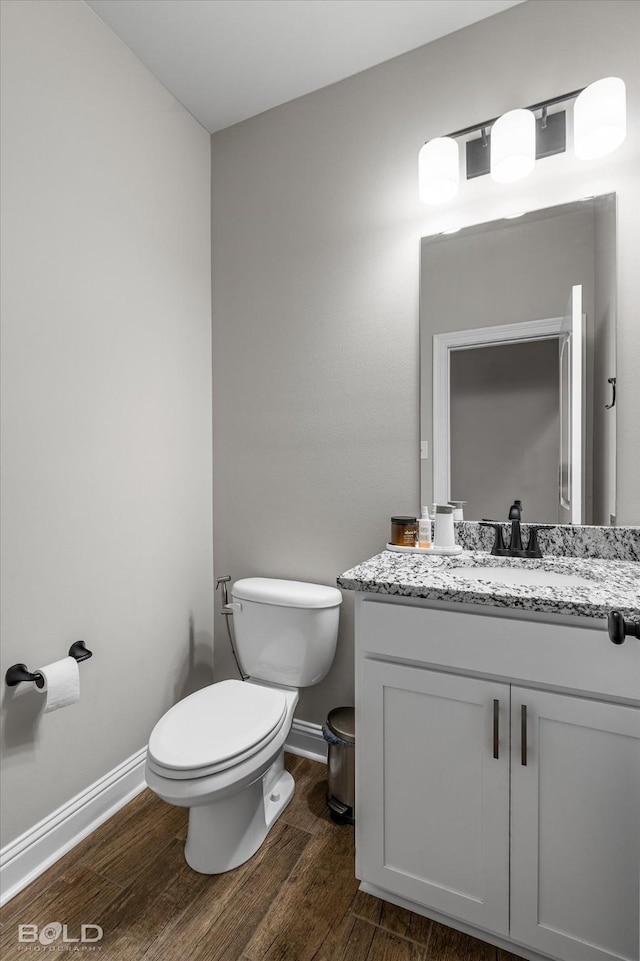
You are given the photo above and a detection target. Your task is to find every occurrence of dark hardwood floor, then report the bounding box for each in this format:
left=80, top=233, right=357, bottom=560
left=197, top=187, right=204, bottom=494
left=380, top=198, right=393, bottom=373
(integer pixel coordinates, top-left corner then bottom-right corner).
left=0, top=755, right=525, bottom=960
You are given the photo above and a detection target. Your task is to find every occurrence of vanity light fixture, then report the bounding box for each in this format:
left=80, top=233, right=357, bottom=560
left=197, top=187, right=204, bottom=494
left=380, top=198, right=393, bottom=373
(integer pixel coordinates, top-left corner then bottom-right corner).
left=419, top=77, right=626, bottom=205
left=418, top=137, right=460, bottom=204
left=490, top=109, right=536, bottom=183
left=574, top=77, right=627, bottom=159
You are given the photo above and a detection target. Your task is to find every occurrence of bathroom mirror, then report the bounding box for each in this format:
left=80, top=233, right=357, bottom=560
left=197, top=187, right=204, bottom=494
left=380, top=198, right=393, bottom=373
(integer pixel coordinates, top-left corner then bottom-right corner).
left=420, top=195, right=617, bottom=526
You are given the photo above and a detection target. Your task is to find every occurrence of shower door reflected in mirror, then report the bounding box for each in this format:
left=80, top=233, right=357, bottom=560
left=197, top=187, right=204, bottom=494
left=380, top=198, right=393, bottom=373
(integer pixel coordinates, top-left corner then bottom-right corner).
left=420, top=196, right=617, bottom=526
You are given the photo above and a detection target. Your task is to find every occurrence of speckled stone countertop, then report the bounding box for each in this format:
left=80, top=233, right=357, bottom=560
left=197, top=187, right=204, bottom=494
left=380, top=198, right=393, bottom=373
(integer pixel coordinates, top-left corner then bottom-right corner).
left=337, top=550, right=640, bottom=620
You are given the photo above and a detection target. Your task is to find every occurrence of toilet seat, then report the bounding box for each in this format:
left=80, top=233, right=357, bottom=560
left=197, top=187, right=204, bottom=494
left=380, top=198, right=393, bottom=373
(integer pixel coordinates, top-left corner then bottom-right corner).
left=147, top=680, right=288, bottom=780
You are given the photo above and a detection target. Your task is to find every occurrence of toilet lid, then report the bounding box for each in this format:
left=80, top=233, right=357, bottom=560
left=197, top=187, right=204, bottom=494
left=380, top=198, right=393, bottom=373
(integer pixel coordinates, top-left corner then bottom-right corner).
left=148, top=680, right=287, bottom=773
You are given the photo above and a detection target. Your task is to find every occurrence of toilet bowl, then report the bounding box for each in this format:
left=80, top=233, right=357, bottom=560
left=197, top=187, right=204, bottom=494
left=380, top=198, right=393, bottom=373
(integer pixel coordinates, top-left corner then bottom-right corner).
left=145, top=577, right=341, bottom=874
left=146, top=680, right=299, bottom=873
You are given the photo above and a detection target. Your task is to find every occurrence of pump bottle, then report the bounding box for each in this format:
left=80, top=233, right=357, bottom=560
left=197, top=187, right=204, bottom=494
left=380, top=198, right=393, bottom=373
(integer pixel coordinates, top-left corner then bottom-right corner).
left=418, top=507, right=432, bottom=549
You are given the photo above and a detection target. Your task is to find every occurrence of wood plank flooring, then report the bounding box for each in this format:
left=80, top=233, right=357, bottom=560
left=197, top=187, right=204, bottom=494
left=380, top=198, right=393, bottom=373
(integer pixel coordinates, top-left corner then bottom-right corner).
left=0, top=755, right=526, bottom=961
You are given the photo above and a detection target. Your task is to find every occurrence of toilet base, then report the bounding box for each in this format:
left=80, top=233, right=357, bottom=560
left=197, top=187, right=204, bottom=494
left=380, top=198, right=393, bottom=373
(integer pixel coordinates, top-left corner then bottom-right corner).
left=184, top=757, right=295, bottom=874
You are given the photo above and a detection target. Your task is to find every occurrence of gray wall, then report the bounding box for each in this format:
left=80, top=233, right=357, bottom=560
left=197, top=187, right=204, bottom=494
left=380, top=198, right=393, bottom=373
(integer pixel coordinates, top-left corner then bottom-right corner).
left=212, top=0, right=640, bottom=724
left=0, top=0, right=213, bottom=845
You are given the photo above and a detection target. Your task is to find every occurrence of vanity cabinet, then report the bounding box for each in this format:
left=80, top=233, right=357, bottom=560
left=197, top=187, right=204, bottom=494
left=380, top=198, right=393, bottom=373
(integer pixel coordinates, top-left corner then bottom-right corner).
left=360, top=660, right=510, bottom=933
left=355, top=594, right=640, bottom=961
left=510, top=688, right=639, bottom=961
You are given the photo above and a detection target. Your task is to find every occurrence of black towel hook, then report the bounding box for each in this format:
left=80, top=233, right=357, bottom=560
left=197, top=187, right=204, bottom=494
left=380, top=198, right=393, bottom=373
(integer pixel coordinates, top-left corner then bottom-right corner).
left=5, top=641, right=92, bottom=688
left=605, top=376, right=616, bottom=409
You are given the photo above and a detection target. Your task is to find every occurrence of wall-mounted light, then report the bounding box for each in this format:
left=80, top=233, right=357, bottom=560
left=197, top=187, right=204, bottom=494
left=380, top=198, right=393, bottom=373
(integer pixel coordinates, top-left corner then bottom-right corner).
left=419, top=77, right=626, bottom=205
left=418, top=137, right=459, bottom=204
left=490, top=109, right=536, bottom=183
left=574, top=77, right=627, bottom=159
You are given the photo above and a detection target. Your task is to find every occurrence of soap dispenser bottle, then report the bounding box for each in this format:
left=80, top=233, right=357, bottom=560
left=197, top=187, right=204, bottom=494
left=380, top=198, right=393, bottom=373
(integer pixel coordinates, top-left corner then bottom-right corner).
left=434, top=505, right=456, bottom=548
left=448, top=500, right=467, bottom=522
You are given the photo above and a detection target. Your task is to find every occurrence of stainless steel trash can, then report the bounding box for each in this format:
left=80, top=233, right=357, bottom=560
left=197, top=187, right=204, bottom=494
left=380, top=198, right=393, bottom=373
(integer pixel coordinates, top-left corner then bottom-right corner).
left=323, top=706, right=355, bottom=824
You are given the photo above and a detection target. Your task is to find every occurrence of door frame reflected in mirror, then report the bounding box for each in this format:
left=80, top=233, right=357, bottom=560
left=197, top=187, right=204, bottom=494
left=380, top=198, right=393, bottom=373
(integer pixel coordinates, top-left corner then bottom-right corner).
left=434, top=316, right=567, bottom=506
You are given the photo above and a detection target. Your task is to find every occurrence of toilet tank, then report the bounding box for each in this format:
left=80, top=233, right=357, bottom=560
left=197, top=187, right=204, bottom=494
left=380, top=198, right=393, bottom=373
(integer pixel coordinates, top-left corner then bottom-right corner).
left=230, top=578, right=342, bottom=687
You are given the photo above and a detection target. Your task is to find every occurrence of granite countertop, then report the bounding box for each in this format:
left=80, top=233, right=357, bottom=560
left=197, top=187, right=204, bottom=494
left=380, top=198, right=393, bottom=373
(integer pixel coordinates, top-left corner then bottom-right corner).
left=337, top=550, right=640, bottom=620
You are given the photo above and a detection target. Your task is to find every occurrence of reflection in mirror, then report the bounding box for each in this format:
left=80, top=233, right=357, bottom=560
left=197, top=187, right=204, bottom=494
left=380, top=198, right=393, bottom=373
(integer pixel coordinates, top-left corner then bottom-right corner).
left=420, top=195, right=617, bottom=526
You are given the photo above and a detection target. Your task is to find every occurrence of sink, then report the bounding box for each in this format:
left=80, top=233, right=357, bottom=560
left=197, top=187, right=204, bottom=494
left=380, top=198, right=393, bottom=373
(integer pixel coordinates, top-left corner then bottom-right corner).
left=447, top=567, right=594, bottom=588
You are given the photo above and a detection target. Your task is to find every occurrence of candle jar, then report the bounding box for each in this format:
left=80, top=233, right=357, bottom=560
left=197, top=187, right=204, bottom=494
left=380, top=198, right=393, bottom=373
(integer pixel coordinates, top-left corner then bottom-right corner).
left=391, top=516, right=418, bottom=547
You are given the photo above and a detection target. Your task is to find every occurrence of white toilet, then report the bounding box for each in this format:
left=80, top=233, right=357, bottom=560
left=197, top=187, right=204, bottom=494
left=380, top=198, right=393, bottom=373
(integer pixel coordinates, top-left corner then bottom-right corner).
left=145, top=577, right=342, bottom=874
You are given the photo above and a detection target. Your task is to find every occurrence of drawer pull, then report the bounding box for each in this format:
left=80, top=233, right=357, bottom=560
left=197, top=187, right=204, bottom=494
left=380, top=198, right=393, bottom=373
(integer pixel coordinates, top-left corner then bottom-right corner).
left=493, top=699, right=499, bottom=759
left=521, top=704, right=528, bottom=766
left=608, top=611, right=640, bottom=645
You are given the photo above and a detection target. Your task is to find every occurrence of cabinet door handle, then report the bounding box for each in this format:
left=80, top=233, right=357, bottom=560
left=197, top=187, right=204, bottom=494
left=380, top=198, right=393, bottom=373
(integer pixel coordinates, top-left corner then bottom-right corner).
left=521, top=704, right=528, bottom=766
left=493, top=699, right=499, bottom=759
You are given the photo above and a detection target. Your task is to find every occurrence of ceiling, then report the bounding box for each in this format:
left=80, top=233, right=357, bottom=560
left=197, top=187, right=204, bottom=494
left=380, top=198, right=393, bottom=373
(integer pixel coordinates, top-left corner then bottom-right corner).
left=85, top=0, right=525, bottom=133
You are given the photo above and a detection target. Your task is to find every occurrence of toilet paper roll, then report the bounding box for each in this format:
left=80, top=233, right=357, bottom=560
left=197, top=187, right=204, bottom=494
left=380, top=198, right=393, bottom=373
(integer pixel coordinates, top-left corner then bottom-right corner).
left=36, top=657, right=80, bottom=713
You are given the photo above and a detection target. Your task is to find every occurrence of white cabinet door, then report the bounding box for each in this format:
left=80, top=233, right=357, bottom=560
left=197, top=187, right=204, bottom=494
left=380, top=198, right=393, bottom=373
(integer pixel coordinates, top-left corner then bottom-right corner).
left=510, top=688, right=640, bottom=961
left=358, top=660, right=510, bottom=934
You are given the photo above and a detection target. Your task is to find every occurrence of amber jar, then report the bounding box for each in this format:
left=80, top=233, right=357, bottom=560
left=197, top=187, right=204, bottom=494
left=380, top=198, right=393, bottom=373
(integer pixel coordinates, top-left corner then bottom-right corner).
left=390, top=516, right=418, bottom=547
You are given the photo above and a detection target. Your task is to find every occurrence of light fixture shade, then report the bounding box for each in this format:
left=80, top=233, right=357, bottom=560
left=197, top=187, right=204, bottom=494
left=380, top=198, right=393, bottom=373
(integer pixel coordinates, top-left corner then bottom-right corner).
left=419, top=138, right=459, bottom=204
left=574, top=77, right=626, bottom=159
left=490, top=108, right=536, bottom=183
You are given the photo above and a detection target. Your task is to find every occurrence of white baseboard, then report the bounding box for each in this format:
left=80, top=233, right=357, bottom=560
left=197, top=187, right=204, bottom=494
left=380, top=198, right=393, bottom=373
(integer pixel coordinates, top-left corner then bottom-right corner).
left=285, top=718, right=327, bottom=764
left=0, top=747, right=147, bottom=907
left=1, top=719, right=327, bottom=907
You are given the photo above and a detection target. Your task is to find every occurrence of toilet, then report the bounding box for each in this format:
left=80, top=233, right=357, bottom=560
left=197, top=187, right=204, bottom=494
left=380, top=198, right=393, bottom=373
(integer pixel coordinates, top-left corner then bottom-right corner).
left=144, top=577, right=342, bottom=874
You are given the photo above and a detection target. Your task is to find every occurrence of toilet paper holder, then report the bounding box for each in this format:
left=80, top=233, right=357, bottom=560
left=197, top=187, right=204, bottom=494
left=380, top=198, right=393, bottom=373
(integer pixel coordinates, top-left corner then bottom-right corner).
left=5, top=641, right=92, bottom=688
